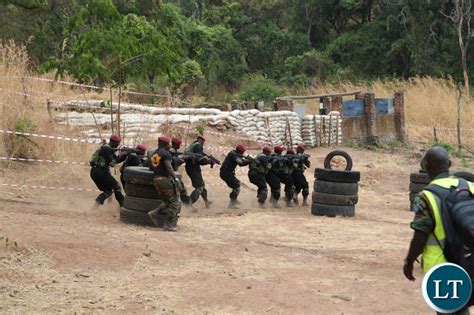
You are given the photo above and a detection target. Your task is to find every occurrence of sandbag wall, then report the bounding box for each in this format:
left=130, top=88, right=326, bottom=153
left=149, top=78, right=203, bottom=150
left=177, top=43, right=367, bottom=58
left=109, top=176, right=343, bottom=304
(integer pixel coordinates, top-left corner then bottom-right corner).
left=302, top=112, right=342, bottom=147
left=53, top=101, right=303, bottom=145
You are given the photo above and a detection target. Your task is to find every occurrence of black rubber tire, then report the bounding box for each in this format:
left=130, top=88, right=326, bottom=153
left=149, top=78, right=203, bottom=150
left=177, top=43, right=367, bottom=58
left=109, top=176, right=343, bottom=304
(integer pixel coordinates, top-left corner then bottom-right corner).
left=314, top=168, right=360, bottom=183
left=119, top=207, right=166, bottom=227
left=124, top=183, right=161, bottom=199
left=453, top=171, right=474, bottom=182
left=409, top=182, right=427, bottom=193
left=323, top=150, right=353, bottom=171
left=313, top=180, right=358, bottom=195
left=409, top=172, right=430, bottom=184
left=311, top=203, right=355, bottom=217
left=312, top=191, right=358, bottom=206
left=123, top=196, right=163, bottom=212
left=123, top=166, right=155, bottom=186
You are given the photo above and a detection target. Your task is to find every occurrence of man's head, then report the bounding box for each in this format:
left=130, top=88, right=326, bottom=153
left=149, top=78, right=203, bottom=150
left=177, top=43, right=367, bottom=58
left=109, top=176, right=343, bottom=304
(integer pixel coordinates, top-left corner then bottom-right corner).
left=421, top=146, right=451, bottom=180
left=286, top=148, right=295, bottom=155
left=158, top=136, right=171, bottom=149
left=171, top=137, right=182, bottom=150
left=196, top=135, right=205, bottom=145
left=262, top=146, right=272, bottom=155
left=109, top=134, right=121, bottom=148
left=236, top=144, right=246, bottom=154
left=136, top=144, right=147, bottom=155
left=297, top=144, right=305, bottom=154
left=274, top=145, right=285, bottom=155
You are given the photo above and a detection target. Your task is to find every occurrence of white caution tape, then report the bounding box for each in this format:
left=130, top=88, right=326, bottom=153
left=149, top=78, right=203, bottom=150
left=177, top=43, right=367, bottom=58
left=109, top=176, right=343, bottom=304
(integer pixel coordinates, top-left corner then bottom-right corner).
left=0, top=183, right=99, bottom=192
left=0, top=156, right=89, bottom=166
left=0, top=130, right=102, bottom=144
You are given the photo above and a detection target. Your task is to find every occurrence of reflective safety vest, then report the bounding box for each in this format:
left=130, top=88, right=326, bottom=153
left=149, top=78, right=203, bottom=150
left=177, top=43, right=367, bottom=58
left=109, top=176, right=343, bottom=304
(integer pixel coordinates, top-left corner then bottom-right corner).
left=421, top=177, right=474, bottom=272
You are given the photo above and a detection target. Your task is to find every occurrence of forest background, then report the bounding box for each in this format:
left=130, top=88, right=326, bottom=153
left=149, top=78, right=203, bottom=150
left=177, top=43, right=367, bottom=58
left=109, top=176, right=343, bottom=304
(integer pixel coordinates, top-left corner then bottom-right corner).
left=0, top=0, right=472, bottom=105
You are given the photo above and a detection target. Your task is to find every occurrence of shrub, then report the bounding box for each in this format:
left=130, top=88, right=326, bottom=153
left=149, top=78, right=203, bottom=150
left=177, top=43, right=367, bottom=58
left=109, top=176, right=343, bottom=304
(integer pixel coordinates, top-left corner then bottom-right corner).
left=239, top=74, right=285, bottom=105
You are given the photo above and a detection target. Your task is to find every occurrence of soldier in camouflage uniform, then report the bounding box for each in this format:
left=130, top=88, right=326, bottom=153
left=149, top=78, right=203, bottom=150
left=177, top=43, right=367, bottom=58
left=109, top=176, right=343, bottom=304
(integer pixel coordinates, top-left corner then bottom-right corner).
left=278, top=147, right=295, bottom=207
left=90, top=134, right=126, bottom=208
left=292, top=144, right=311, bottom=206
left=248, top=146, right=272, bottom=207
left=184, top=136, right=213, bottom=208
left=219, top=144, right=251, bottom=208
left=147, top=136, right=181, bottom=231
left=170, top=137, right=190, bottom=204
left=266, top=146, right=283, bottom=208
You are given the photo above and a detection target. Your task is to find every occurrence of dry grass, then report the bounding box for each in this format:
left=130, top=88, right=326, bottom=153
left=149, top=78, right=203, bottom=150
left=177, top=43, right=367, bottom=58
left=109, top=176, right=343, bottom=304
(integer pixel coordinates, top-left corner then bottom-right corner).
left=1, top=41, right=473, bottom=164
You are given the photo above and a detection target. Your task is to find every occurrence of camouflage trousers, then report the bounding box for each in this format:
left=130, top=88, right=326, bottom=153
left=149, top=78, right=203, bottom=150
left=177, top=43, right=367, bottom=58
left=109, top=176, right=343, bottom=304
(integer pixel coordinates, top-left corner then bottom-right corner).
left=153, top=176, right=182, bottom=221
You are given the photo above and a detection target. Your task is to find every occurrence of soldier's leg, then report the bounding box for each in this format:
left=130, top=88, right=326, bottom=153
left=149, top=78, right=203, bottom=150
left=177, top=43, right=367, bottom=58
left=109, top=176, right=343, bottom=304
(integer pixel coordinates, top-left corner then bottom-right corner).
left=200, top=185, right=212, bottom=208
left=292, top=170, right=304, bottom=204
left=256, top=174, right=268, bottom=205
left=301, top=175, right=309, bottom=205
left=103, top=171, right=124, bottom=207
left=91, top=168, right=112, bottom=207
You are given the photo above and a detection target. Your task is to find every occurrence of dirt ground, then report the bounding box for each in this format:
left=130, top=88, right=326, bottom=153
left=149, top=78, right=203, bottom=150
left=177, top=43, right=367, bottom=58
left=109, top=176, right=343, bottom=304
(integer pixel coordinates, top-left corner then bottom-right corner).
left=0, top=145, right=459, bottom=314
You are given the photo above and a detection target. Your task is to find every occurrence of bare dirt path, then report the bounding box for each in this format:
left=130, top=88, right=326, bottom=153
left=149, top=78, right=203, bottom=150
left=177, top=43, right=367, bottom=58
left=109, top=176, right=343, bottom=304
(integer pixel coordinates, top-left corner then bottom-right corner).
left=0, top=147, right=437, bottom=314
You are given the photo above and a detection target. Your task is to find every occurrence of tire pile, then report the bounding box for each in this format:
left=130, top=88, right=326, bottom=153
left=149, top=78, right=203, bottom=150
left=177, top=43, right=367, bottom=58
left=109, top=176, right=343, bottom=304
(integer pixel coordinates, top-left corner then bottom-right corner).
left=408, top=171, right=430, bottom=209
left=312, top=150, right=360, bottom=217
left=120, top=166, right=166, bottom=227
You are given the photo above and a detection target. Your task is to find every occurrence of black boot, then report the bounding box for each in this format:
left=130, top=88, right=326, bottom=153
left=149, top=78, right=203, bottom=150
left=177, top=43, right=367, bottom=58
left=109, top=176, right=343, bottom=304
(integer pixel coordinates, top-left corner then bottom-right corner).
left=228, top=199, right=239, bottom=209
left=163, top=216, right=178, bottom=232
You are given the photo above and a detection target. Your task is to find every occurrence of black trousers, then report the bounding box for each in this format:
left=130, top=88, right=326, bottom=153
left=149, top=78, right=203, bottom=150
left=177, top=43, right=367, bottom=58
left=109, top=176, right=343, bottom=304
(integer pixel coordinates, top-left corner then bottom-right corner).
left=292, top=169, right=309, bottom=199
left=90, top=167, right=124, bottom=206
left=279, top=172, right=295, bottom=201
left=185, top=163, right=208, bottom=203
left=220, top=170, right=241, bottom=200
left=265, top=171, right=281, bottom=201
left=248, top=169, right=268, bottom=203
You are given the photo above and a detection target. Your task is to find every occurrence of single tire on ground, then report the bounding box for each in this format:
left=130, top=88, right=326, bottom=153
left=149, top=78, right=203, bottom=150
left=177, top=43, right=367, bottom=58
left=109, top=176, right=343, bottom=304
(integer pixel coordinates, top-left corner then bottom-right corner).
left=124, top=183, right=160, bottom=199
left=409, top=182, right=427, bottom=193
left=123, top=195, right=163, bottom=212
left=313, top=180, right=358, bottom=195
left=410, top=172, right=430, bottom=184
left=314, top=168, right=360, bottom=183
left=123, top=166, right=155, bottom=186
left=311, top=202, right=355, bottom=217
left=120, top=207, right=166, bottom=227
left=312, top=191, right=358, bottom=206
left=323, top=150, right=353, bottom=171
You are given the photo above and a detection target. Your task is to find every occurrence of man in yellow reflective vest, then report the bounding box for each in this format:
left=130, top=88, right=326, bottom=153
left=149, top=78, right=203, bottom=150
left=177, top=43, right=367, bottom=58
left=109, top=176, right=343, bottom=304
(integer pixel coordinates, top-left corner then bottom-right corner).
left=403, top=146, right=470, bottom=314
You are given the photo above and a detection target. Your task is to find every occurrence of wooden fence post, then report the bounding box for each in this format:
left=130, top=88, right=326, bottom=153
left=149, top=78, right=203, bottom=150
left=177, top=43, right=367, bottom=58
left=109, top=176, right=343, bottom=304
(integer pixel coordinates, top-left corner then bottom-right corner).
left=335, top=114, right=339, bottom=146
left=313, top=115, right=319, bottom=147
left=328, top=113, right=333, bottom=146
left=433, top=127, right=438, bottom=143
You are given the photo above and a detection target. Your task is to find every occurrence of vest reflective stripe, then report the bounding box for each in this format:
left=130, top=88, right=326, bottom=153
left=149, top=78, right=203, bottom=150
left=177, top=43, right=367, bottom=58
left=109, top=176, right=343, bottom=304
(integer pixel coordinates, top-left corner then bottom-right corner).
left=421, top=178, right=459, bottom=272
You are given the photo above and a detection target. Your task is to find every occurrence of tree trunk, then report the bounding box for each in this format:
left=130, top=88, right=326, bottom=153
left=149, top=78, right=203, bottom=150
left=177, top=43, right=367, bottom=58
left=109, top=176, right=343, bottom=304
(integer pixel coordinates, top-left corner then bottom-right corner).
left=109, top=86, right=114, bottom=135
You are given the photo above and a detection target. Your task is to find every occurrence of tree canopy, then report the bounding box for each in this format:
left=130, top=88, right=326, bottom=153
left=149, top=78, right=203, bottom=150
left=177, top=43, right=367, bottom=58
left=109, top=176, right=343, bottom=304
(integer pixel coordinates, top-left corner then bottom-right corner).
left=1, top=0, right=472, bottom=100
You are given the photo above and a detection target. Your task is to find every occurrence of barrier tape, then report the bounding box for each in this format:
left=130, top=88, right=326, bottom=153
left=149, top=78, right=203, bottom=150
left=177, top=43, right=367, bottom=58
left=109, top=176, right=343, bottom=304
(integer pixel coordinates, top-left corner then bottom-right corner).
left=407, top=124, right=474, bottom=132
left=0, top=130, right=102, bottom=144
left=0, top=156, right=89, bottom=166
left=0, top=183, right=99, bottom=192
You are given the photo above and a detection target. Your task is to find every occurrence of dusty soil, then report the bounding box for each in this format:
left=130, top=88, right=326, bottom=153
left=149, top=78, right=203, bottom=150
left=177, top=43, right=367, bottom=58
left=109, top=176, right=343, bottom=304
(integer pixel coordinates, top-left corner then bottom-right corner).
left=0, top=146, right=452, bottom=314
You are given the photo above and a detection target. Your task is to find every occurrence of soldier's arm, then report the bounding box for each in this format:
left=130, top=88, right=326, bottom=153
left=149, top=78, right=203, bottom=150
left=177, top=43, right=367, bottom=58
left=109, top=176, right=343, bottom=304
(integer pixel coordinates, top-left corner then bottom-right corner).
left=164, top=160, right=176, bottom=179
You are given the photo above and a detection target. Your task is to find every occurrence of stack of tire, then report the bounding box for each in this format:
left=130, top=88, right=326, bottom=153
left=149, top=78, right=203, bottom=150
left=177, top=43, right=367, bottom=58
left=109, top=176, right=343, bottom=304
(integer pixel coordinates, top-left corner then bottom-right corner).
left=408, top=171, right=430, bottom=209
left=120, top=166, right=166, bottom=227
left=312, top=150, right=360, bottom=217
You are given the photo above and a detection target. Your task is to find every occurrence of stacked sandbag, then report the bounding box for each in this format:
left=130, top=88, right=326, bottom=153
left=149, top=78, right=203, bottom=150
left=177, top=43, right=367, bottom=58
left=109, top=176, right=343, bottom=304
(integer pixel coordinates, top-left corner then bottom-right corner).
left=120, top=166, right=166, bottom=227
left=257, top=111, right=303, bottom=145
left=301, top=112, right=343, bottom=147
left=312, top=151, right=360, bottom=217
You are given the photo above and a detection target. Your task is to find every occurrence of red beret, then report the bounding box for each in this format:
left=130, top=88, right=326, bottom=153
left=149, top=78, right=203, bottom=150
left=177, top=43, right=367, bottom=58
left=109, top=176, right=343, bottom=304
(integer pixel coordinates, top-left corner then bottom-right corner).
left=286, top=148, right=295, bottom=155
left=297, top=144, right=305, bottom=152
left=274, top=145, right=285, bottom=154
left=197, top=135, right=205, bottom=142
left=171, top=137, right=182, bottom=145
left=136, top=144, right=147, bottom=152
left=262, top=146, right=272, bottom=154
left=158, top=136, right=171, bottom=143
left=236, top=144, right=246, bottom=154
left=110, top=134, right=121, bottom=143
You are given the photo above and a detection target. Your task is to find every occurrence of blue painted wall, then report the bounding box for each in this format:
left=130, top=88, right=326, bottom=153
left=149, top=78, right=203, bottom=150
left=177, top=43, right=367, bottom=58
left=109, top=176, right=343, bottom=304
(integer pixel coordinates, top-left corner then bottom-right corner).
left=342, top=98, right=394, bottom=117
